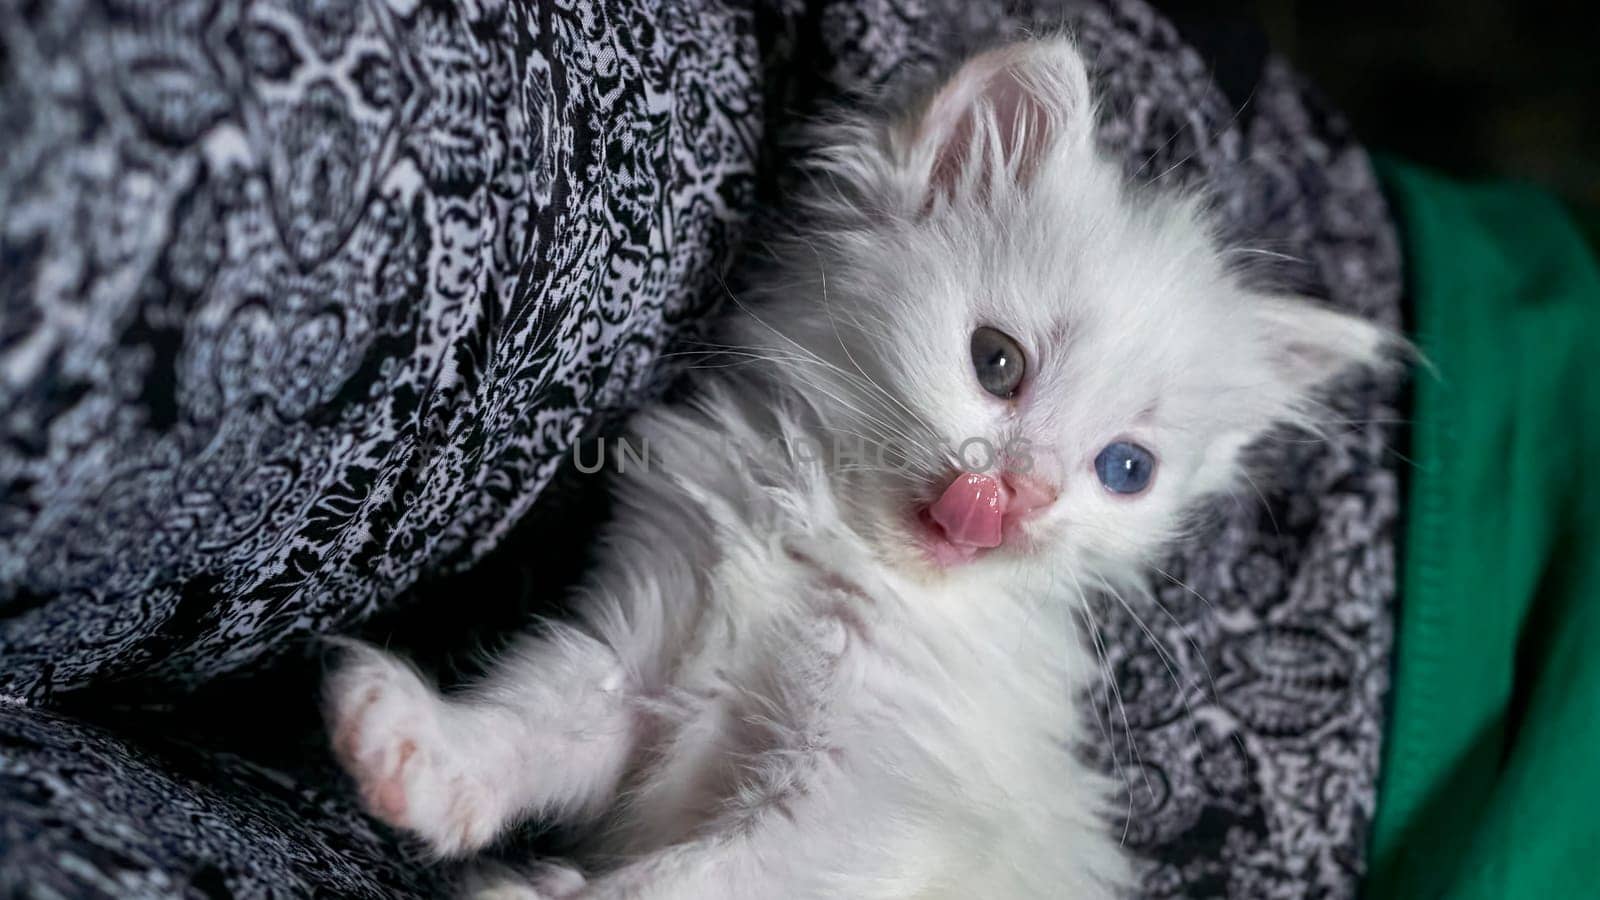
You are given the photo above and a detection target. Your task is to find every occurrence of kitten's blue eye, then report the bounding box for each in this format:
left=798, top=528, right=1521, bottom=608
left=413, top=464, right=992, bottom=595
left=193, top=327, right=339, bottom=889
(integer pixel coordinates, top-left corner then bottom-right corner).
left=1094, top=441, right=1156, bottom=494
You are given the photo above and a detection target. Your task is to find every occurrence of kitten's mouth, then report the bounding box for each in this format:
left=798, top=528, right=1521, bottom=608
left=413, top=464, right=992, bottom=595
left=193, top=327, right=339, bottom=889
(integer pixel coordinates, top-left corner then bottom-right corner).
left=914, top=471, right=1057, bottom=567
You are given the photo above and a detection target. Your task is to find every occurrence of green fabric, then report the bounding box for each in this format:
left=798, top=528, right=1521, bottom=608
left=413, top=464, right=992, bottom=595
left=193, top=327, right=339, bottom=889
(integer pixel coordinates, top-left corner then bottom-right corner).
left=1368, top=159, right=1600, bottom=898
left=1569, top=202, right=1600, bottom=256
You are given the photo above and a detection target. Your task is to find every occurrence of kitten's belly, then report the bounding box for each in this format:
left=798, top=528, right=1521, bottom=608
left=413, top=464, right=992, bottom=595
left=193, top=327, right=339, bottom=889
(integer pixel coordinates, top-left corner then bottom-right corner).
left=601, top=531, right=1103, bottom=883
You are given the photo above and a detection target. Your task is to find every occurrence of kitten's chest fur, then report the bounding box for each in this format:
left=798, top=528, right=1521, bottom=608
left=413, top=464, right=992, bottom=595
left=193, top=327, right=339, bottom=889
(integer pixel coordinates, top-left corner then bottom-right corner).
left=599, top=390, right=1126, bottom=895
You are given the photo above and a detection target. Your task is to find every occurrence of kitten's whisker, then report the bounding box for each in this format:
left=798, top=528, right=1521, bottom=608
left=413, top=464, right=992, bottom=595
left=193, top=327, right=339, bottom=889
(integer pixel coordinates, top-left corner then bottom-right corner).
left=1238, top=468, right=1281, bottom=536
left=1222, top=246, right=1307, bottom=265
left=809, top=248, right=947, bottom=446
left=1146, top=564, right=1227, bottom=709
left=1096, top=576, right=1208, bottom=772
left=715, top=268, right=952, bottom=463
left=700, top=337, right=944, bottom=464
left=1150, top=86, right=1256, bottom=184
left=708, top=283, right=948, bottom=463
left=1036, top=519, right=1224, bottom=717
left=1064, top=566, right=1141, bottom=845
left=1059, top=574, right=1128, bottom=795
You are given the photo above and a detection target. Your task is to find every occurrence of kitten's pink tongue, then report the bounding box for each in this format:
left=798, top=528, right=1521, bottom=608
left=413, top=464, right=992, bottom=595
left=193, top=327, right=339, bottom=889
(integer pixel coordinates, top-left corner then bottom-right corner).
left=928, top=473, right=1007, bottom=549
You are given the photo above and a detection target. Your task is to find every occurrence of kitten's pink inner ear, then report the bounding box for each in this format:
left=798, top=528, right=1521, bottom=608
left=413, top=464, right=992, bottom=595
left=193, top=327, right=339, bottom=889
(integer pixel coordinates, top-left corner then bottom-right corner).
left=919, top=55, right=1055, bottom=211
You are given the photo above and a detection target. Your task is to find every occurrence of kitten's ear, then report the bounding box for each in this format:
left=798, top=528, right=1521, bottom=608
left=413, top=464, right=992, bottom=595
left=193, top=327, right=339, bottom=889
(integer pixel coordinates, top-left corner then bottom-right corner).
left=1197, top=296, right=1397, bottom=493
left=1252, top=296, right=1395, bottom=394
left=905, top=38, right=1094, bottom=212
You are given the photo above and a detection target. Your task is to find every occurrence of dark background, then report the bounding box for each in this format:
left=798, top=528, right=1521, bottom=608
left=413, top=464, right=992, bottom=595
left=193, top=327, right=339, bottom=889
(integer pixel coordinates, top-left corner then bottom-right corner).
left=1179, top=0, right=1597, bottom=226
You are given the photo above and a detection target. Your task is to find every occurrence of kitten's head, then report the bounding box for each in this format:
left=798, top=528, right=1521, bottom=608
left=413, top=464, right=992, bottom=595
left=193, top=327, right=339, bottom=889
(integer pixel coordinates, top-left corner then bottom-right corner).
left=738, top=38, right=1393, bottom=582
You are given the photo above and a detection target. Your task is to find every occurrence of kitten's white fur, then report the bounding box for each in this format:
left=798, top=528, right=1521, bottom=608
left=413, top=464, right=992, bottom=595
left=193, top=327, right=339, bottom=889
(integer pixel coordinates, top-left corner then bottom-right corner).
left=325, top=38, right=1389, bottom=899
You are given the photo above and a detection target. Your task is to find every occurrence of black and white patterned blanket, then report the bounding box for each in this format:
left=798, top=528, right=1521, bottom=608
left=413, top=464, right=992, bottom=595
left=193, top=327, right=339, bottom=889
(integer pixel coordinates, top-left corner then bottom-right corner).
left=0, top=0, right=1403, bottom=896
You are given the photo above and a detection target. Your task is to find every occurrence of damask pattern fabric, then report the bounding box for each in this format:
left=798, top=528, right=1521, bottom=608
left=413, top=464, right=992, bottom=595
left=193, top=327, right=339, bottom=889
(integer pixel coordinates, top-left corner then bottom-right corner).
left=0, top=0, right=1403, bottom=897
left=1, top=0, right=764, bottom=699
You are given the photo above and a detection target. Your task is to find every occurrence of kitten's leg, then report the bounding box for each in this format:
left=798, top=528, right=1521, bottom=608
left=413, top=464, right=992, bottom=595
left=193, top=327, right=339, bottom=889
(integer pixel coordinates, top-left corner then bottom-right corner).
left=326, top=477, right=706, bottom=857
left=556, top=612, right=910, bottom=900
left=560, top=756, right=898, bottom=898
left=325, top=626, right=638, bottom=857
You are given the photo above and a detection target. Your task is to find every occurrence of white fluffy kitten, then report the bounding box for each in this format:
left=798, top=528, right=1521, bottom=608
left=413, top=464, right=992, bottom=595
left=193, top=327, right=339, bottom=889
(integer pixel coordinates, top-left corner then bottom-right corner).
left=325, top=38, right=1388, bottom=899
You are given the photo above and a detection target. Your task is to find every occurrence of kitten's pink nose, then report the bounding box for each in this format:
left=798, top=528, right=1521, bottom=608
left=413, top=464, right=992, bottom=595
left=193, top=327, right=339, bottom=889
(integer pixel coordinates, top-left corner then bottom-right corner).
left=1002, top=471, right=1059, bottom=516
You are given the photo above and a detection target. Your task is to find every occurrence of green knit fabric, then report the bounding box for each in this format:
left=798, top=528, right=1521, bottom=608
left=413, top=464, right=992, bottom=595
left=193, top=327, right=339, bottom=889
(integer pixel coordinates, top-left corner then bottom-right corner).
left=1368, top=159, right=1600, bottom=898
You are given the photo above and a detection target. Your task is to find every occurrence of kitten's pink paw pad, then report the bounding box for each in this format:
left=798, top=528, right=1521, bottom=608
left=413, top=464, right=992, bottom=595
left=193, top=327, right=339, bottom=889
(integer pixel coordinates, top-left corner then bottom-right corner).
left=324, top=645, right=500, bottom=857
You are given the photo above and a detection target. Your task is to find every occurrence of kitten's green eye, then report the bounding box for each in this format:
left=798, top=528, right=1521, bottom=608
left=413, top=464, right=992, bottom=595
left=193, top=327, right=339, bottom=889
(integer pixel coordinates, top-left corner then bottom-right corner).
left=970, top=326, right=1026, bottom=398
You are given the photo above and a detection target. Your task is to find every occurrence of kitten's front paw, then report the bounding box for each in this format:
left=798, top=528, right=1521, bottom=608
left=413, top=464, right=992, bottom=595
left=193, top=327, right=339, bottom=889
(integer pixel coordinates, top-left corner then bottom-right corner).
left=324, top=643, right=502, bottom=857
